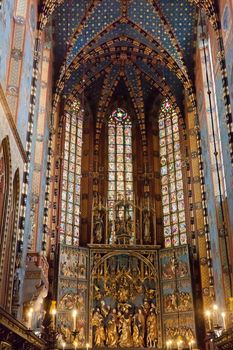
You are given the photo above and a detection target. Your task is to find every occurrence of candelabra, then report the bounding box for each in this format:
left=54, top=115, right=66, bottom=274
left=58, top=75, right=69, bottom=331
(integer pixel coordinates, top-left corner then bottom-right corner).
left=204, top=303, right=232, bottom=347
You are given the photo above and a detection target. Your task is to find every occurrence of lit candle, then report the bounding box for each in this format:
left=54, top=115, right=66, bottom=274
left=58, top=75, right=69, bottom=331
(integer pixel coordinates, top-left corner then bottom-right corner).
left=205, top=310, right=211, bottom=330
left=189, top=340, right=195, bottom=350
left=51, top=308, right=57, bottom=330
left=27, top=307, right=33, bottom=329
left=213, top=304, right=218, bottom=325
left=74, top=341, right=78, bottom=350
left=169, top=340, right=173, bottom=350
left=62, top=342, right=66, bottom=350
left=86, top=343, right=89, bottom=350
left=166, top=341, right=169, bottom=350
left=221, top=312, right=226, bottom=330
left=191, top=340, right=195, bottom=349
left=72, top=309, right=77, bottom=331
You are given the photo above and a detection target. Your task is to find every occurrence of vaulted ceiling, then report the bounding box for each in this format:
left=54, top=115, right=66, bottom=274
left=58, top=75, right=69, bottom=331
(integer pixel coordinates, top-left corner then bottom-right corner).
left=39, top=0, right=218, bottom=116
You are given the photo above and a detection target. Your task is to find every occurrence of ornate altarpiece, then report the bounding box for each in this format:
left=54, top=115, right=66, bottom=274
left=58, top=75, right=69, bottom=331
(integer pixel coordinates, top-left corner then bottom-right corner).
left=56, top=244, right=196, bottom=349
left=55, top=103, right=196, bottom=348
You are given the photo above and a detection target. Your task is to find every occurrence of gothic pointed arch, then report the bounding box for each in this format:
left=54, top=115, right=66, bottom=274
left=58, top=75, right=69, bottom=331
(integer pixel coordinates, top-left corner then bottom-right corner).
left=0, top=137, right=12, bottom=309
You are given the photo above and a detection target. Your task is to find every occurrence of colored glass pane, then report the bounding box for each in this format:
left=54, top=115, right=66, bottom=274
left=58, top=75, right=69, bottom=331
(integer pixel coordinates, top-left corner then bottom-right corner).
left=159, top=99, right=187, bottom=247
left=111, top=108, right=129, bottom=124
left=108, top=108, right=134, bottom=236
left=60, top=102, right=83, bottom=246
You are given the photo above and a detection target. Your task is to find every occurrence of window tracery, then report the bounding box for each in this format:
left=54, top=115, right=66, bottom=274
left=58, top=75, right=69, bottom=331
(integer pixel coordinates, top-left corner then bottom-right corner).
left=159, top=100, right=187, bottom=248
left=60, top=101, right=83, bottom=246
left=108, top=108, right=134, bottom=228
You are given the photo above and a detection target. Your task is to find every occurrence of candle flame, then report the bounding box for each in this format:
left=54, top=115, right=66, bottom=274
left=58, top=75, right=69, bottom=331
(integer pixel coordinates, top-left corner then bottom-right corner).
left=73, top=309, right=78, bottom=317
left=205, top=310, right=211, bottom=316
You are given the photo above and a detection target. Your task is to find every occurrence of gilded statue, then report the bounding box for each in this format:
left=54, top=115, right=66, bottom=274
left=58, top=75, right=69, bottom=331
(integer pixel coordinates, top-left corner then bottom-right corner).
left=143, top=211, right=151, bottom=243
left=119, top=314, right=133, bottom=347
left=92, top=309, right=106, bottom=347
left=137, top=308, right=145, bottom=339
left=126, top=215, right=133, bottom=235
left=77, top=326, right=85, bottom=346
left=100, top=300, right=110, bottom=318
left=94, top=212, right=103, bottom=243
left=118, top=276, right=131, bottom=302
left=132, top=323, right=141, bottom=347
left=133, top=309, right=145, bottom=347
left=106, top=309, right=118, bottom=347
left=146, top=309, right=158, bottom=348
left=142, top=299, right=151, bottom=316
left=94, top=284, right=102, bottom=300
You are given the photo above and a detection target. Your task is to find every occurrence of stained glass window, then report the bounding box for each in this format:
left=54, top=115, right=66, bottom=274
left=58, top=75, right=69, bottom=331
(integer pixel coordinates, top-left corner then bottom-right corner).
left=159, top=100, right=187, bottom=248
left=60, top=101, right=83, bottom=246
left=108, top=108, right=134, bottom=223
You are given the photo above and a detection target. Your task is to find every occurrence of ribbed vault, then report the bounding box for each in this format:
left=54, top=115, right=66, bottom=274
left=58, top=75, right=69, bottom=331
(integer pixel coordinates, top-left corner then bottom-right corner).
left=38, top=0, right=219, bottom=121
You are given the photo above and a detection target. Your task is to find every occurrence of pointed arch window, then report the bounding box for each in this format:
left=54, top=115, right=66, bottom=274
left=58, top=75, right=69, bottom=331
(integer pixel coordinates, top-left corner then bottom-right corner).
left=60, top=101, right=83, bottom=246
left=108, top=108, right=134, bottom=221
left=159, top=100, right=187, bottom=248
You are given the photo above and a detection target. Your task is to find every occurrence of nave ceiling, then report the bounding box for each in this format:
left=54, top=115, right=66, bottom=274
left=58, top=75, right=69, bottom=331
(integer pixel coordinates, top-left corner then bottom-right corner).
left=39, top=0, right=219, bottom=117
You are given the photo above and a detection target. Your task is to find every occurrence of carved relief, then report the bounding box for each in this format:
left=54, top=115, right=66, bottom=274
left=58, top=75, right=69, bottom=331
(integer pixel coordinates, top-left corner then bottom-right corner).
left=90, top=251, right=160, bottom=348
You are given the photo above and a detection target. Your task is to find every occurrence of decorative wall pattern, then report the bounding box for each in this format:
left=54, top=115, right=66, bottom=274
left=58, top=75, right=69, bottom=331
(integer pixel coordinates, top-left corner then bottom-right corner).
left=6, top=0, right=28, bottom=118
left=0, top=0, right=14, bottom=88
left=16, top=29, right=34, bottom=148
left=158, top=100, right=187, bottom=248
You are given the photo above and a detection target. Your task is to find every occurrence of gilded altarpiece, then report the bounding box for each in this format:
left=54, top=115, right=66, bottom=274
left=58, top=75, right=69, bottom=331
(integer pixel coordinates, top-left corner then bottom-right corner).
left=57, top=245, right=89, bottom=347
left=57, top=245, right=196, bottom=348
left=89, top=247, right=161, bottom=349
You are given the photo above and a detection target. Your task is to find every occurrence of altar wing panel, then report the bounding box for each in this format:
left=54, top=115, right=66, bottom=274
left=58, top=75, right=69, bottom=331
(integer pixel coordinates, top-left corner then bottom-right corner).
left=57, top=244, right=89, bottom=347
left=159, top=245, right=197, bottom=347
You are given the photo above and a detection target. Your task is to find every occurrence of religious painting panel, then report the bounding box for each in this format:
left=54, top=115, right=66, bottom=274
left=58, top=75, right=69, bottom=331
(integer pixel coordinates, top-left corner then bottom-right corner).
left=57, top=245, right=89, bottom=348
left=162, top=313, right=196, bottom=348
left=159, top=246, right=196, bottom=347
left=89, top=248, right=162, bottom=348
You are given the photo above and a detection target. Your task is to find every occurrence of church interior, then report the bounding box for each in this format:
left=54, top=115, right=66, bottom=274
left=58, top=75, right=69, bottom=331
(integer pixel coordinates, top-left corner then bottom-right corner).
left=1, top=0, right=233, bottom=349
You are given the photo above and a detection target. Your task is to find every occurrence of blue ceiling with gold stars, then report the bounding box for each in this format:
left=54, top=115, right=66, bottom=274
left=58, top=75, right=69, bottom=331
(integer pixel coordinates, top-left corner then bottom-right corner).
left=52, top=0, right=198, bottom=113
